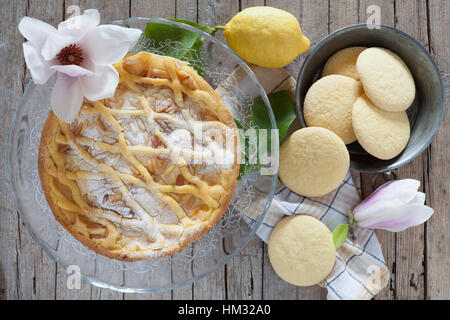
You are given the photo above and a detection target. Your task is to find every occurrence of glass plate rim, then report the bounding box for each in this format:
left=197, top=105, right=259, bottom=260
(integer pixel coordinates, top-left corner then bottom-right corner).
left=7, top=17, right=279, bottom=293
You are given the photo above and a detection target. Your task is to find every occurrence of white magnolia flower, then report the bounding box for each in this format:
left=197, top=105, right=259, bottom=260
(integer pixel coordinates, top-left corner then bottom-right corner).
left=352, top=179, right=434, bottom=232
left=19, top=9, right=142, bottom=123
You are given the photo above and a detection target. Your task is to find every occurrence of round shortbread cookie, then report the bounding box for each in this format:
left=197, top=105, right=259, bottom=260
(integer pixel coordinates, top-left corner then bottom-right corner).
left=268, top=215, right=336, bottom=286
left=304, top=75, right=362, bottom=144
left=352, top=95, right=410, bottom=160
left=322, top=46, right=367, bottom=80
left=356, top=47, right=415, bottom=112
left=279, top=127, right=350, bottom=197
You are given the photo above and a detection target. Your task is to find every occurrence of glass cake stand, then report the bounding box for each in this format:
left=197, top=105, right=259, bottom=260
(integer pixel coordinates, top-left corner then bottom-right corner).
left=8, top=18, right=278, bottom=293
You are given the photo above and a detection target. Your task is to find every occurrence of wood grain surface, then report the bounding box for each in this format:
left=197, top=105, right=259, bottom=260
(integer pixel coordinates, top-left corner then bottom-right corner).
left=0, top=0, right=448, bottom=300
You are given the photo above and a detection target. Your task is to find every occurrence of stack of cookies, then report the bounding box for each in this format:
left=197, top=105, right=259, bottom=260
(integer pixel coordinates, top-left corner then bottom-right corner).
left=271, top=47, right=415, bottom=287
left=305, top=46, right=414, bottom=160
left=279, top=47, right=415, bottom=198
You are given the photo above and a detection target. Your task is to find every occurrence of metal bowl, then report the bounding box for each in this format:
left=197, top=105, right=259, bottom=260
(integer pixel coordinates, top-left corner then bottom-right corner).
left=295, top=24, right=445, bottom=172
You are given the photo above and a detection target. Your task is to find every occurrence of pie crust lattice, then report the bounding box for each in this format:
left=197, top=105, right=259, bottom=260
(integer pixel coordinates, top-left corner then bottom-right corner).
left=38, top=52, right=240, bottom=261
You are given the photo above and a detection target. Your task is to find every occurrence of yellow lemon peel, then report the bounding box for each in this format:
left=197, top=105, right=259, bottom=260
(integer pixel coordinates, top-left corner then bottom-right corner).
left=223, top=6, right=310, bottom=68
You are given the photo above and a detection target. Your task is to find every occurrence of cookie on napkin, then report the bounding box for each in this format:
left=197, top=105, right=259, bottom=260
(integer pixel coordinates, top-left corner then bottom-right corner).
left=279, top=127, right=350, bottom=197
left=268, top=215, right=336, bottom=286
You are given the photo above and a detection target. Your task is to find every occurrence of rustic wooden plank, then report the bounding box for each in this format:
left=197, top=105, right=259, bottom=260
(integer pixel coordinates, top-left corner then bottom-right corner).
left=239, top=0, right=265, bottom=8
left=175, top=0, right=197, bottom=21
left=330, top=0, right=359, bottom=31
left=2, top=0, right=448, bottom=301
left=358, top=0, right=397, bottom=300
left=391, top=0, right=429, bottom=300
left=65, top=0, right=129, bottom=21
left=297, top=0, right=357, bottom=298
left=265, top=0, right=329, bottom=80
left=294, top=0, right=332, bottom=300
left=221, top=65, right=296, bottom=300
left=359, top=0, right=395, bottom=27
left=226, top=237, right=264, bottom=300
left=170, top=0, right=198, bottom=301
left=193, top=0, right=239, bottom=300
left=221, top=0, right=265, bottom=301
left=260, top=0, right=329, bottom=300
left=122, top=0, right=177, bottom=302
left=425, top=0, right=450, bottom=300
left=0, top=0, right=28, bottom=301
left=197, top=0, right=239, bottom=44
left=55, top=0, right=129, bottom=300
left=351, top=171, right=362, bottom=199
left=261, top=0, right=301, bottom=300
left=240, top=0, right=265, bottom=11
left=131, top=0, right=175, bottom=18
left=13, top=0, right=63, bottom=300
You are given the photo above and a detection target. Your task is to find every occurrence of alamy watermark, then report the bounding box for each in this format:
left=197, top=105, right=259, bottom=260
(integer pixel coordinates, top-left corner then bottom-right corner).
left=366, top=264, right=387, bottom=292
left=165, top=126, right=278, bottom=176
left=366, top=5, right=381, bottom=29
left=67, top=265, right=81, bottom=290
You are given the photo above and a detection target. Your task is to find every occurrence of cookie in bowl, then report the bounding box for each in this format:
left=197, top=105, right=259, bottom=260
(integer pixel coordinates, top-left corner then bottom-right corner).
left=38, top=52, right=240, bottom=261
left=303, top=74, right=362, bottom=144
left=352, top=94, right=410, bottom=160
left=322, top=46, right=367, bottom=80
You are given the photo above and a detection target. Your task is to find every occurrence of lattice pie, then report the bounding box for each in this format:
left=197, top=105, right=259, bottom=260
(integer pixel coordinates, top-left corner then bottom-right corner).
left=38, top=52, right=240, bottom=261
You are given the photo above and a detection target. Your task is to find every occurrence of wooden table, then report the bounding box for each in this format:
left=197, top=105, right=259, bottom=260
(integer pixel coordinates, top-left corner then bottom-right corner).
left=0, top=0, right=448, bottom=300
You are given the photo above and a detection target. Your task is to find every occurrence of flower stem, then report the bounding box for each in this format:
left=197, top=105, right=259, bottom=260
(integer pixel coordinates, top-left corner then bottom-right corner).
left=349, top=226, right=356, bottom=242
left=211, top=25, right=225, bottom=36
left=348, top=210, right=357, bottom=242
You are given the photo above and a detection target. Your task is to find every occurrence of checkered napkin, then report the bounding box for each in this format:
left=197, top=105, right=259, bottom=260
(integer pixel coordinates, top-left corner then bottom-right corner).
left=243, top=173, right=390, bottom=300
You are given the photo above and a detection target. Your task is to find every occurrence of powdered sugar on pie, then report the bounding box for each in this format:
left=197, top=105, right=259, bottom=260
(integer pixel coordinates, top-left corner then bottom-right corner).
left=38, top=52, right=240, bottom=261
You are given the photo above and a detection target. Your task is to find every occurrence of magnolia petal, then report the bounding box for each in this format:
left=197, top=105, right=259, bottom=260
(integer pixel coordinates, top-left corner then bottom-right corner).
left=361, top=204, right=434, bottom=232
left=51, top=74, right=83, bottom=123
left=354, top=179, right=420, bottom=213
left=354, top=197, right=433, bottom=230
left=410, top=192, right=426, bottom=205
left=79, top=25, right=142, bottom=65
left=19, top=17, right=57, bottom=48
left=58, top=9, right=101, bottom=41
left=41, top=32, right=74, bottom=61
left=23, top=42, right=55, bottom=84
left=79, top=64, right=118, bottom=101
left=354, top=198, right=405, bottom=224
left=51, top=64, right=93, bottom=77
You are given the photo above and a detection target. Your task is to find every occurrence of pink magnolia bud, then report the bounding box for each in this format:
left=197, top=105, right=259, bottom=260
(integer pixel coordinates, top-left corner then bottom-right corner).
left=352, top=179, right=434, bottom=232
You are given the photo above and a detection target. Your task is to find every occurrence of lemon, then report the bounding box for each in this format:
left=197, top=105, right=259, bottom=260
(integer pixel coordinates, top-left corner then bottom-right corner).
left=223, top=6, right=310, bottom=68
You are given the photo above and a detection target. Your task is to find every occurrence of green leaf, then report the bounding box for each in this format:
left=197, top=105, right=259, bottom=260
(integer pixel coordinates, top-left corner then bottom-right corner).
left=235, top=119, right=257, bottom=179
left=234, top=119, right=245, bottom=179
left=144, top=22, right=200, bottom=58
left=250, top=91, right=296, bottom=150
left=332, top=224, right=349, bottom=249
left=236, top=91, right=296, bottom=179
left=143, top=20, right=215, bottom=75
left=269, top=91, right=297, bottom=141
